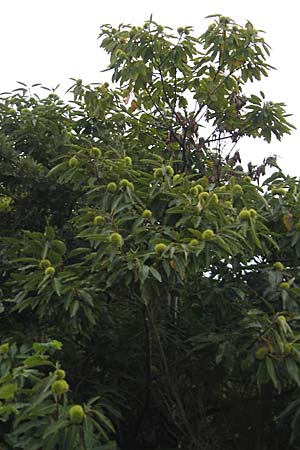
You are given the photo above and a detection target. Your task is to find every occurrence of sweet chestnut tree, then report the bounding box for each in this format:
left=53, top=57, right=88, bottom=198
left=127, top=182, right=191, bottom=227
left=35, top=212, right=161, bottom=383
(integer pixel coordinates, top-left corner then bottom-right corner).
left=0, top=14, right=299, bottom=450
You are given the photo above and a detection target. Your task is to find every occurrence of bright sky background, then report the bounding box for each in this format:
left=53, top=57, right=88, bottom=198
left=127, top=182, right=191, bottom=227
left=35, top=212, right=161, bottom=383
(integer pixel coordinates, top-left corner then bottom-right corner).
left=1, top=0, right=298, bottom=176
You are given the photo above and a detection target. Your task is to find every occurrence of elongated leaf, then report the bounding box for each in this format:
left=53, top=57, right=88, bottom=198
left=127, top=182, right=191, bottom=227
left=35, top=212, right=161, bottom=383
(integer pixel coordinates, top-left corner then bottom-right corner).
left=149, top=266, right=162, bottom=282
left=24, top=355, right=52, bottom=368
left=285, top=358, right=300, bottom=386
left=42, top=419, right=69, bottom=439
left=266, top=356, right=279, bottom=389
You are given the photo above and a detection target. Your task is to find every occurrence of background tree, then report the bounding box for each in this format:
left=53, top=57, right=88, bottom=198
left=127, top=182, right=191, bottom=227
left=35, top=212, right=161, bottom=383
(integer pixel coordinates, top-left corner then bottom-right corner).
left=0, top=14, right=299, bottom=450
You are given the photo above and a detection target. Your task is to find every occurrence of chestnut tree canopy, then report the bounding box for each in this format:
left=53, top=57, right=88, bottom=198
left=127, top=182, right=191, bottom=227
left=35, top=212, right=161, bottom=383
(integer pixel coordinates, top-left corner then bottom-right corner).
left=0, top=14, right=299, bottom=450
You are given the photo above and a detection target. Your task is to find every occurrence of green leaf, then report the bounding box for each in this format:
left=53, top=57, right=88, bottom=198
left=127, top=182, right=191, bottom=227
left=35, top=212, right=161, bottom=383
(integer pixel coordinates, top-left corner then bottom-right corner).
left=42, top=419, right=69, bottom=439
left=0, top=404, right=18, bottom=416
left=265, top=356, right=279, bottom=389
left=0, top=382, right=17, bottom=400
left=47, top=161, right=68, bottom=177
left=52, top=277, right=62, bottom=296
left=215, top=236, right=232, bottom=255
left=285, top=358, right=300, bottom=386
left=23, top=355, right=53, bottom=368
left=70, top=300, right=80, bottom=318
left=83, top=416, right=95, bottom=448
left=149, top=266, right=162, bottom=282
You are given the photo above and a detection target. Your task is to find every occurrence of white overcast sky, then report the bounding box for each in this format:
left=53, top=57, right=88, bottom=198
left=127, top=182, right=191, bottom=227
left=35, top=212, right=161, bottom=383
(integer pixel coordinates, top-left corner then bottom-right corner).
left=1, top=0, right=299, bottom=176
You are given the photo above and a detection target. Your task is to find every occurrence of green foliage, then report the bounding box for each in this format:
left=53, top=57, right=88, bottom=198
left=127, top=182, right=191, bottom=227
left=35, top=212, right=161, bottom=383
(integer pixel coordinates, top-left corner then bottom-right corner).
left=0, top=14, right=299, bottom=450
left=0, top=341, right=116, bottom=449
